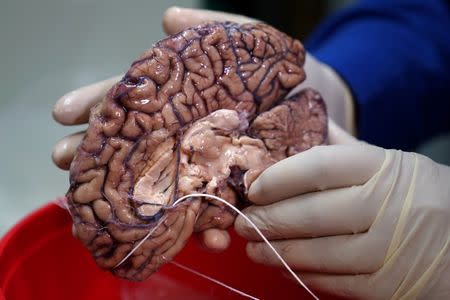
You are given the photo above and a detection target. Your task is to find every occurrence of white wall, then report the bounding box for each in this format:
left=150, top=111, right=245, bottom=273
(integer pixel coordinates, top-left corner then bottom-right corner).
left=0, top=0, right=200, bottom=236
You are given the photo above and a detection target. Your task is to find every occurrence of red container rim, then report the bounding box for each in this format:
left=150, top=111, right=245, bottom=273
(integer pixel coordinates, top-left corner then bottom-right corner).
left=0, top=202, right=334, bottom=300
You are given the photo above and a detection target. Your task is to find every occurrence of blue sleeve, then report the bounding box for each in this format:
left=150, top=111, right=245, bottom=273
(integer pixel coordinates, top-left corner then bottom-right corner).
left=306, top=0, right=450, bottom=150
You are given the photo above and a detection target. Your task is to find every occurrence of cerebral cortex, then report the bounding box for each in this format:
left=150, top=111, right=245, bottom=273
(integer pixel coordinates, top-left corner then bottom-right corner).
left=67, top=22, right=328, bottom=281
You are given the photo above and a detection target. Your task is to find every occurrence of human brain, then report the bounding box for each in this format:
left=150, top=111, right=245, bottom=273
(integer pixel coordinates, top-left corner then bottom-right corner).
left=67, top=22, right=328, bottom=281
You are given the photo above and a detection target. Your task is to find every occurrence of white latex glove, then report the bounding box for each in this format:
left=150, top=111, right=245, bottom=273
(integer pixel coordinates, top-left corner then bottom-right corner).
left=234, top=122, right=450, bottom=299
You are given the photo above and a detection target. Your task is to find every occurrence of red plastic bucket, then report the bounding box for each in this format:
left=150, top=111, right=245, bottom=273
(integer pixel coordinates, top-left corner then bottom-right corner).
left=0, top=202, right=334, bottom=299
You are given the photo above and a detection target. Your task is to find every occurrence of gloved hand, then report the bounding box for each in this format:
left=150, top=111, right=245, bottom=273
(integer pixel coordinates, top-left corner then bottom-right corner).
left=52, top=7, right=356, bottom=252
left=234, top=121, right=450, bottom=299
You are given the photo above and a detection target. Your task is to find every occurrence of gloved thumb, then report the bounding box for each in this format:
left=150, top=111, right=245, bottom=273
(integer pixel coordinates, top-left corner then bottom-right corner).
left=328, top=119, right=359, bottom=145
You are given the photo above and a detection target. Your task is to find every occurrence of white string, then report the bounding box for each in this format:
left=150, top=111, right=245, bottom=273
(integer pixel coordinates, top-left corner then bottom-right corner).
left=114, top=215, right=167, bottom=268
left=115, top=193, right=320, bottom=300
left=169, top=260, right=259, bottom=300
left=173, top=194, right=319, bottom=300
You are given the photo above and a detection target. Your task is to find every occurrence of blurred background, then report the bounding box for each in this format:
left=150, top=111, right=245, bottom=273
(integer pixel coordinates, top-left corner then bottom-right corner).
left=0, top=0, right=448, bottom=237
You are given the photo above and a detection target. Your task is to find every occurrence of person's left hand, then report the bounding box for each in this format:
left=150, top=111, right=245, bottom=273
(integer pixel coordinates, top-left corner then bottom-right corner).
left=234, top=122, right=450, bottom=299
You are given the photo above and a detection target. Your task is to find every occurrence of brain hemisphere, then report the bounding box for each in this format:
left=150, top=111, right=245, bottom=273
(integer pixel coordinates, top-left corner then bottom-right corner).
left=67, top=22, right=327, bottom=281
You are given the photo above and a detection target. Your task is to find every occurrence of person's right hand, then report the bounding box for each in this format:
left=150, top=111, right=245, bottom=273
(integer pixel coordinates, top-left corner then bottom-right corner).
left=234, top=122, right=450, bottom=299
left=52, top=6, right=355, bottom=252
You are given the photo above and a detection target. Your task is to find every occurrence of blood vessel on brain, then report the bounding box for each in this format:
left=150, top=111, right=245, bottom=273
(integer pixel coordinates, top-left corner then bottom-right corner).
left=67, top=22, right=328, bottom=281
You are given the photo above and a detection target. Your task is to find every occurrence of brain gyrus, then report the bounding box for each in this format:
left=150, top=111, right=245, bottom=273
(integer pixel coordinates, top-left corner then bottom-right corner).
left=67, top=22, right=328, bottom=280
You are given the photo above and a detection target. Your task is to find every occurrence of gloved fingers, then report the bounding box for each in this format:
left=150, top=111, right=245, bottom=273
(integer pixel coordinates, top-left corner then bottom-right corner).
left=197, top=228, right=230, bottom=253
left=52, top=131, right=85, bottom=170
left=162, top=6, right=258, bottom=35
left=53, top=75, right=122, bottom=125
left=245, top=234, right=381, bottom=275
left=299, top=272, right=370, bottom=300
left=248, top=144, right=385, bottom=205
left=328, top=119, right=359, bottom=145
left=235, top=186, right=373, bottom=241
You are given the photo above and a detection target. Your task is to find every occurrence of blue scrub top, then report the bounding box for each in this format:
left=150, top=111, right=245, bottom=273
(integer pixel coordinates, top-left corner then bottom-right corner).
left=306, top=0, right=450, bottom=150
